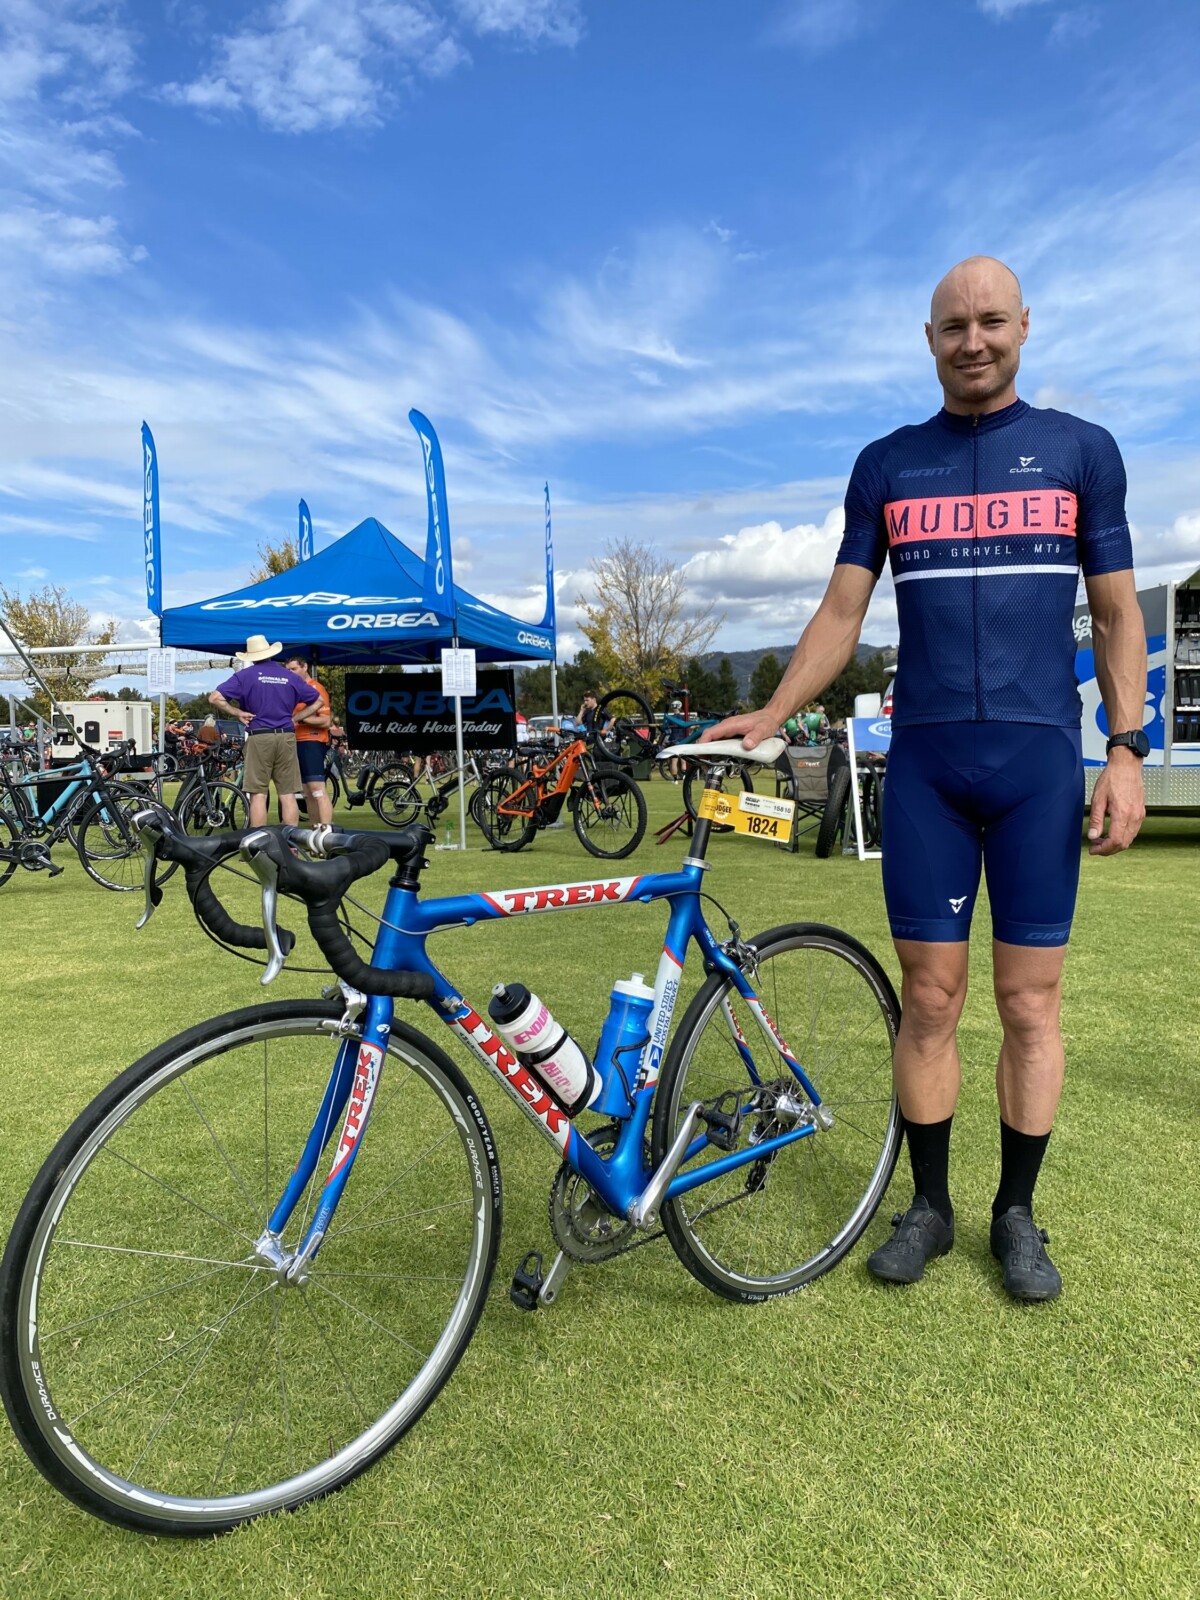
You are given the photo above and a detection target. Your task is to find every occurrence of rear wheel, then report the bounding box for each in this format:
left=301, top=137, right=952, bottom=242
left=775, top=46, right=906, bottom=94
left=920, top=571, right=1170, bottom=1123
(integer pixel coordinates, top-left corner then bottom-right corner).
left=652, top=924, right=902, bottom=1301
left=572, top=767, right=647, bottom=859
left=76, top=785, right=175, bottom=891
left=0, top=811, right=19, bottom=887
left=815, top=766, right=851, bottom=859
left=0, top=1001, right=501, bottom=1535
left=374, top=779, right=422, bottom=828
left=475, top=771, right=537, bottom=852
left=178, top=781, right=249, bottom=836
left=594, top=690, right=657, bottom=765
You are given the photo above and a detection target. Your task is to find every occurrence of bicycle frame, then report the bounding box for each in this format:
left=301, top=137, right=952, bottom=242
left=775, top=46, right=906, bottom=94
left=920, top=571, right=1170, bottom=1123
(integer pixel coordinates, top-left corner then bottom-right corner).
left=261, top=859, right=825, bottom=1273
left=501, top=740, right=587, bottom=815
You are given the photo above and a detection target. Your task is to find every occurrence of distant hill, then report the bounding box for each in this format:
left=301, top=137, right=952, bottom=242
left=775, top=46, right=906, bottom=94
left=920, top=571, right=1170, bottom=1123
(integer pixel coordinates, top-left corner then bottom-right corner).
left=698, top=642, right=897, bottom=697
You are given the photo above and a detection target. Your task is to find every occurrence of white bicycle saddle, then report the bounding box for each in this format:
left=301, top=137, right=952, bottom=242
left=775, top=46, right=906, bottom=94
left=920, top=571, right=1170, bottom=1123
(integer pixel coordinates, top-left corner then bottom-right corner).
left=657, top=737, right=786, bottom=766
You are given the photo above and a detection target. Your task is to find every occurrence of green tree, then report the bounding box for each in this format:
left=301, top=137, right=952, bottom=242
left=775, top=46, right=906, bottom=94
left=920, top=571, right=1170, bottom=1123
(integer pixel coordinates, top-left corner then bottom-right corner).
left=680, top=656, right=723, bottom=716
left=578, top=538, right=722, bottom=703
left=515, top=652, right=605, bottom=718
left=821, top=653, right=891, bottom=723
left=749, top=652, right=784, bottom=710
left=714, top=657, right=740, bottom=713
left=0, top=583, right=118, bottom=717
left=115, top=685, right=148, bottom=701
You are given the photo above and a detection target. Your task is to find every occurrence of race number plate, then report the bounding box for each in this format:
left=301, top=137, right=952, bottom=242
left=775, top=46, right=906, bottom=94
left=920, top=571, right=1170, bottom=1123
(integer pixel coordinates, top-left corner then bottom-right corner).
left=697, top=788, right=795, bottom=842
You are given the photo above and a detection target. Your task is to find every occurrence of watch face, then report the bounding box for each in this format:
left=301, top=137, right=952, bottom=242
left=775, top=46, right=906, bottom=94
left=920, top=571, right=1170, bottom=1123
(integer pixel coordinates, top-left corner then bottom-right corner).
left=1131, top=729, right=1151, bottom=757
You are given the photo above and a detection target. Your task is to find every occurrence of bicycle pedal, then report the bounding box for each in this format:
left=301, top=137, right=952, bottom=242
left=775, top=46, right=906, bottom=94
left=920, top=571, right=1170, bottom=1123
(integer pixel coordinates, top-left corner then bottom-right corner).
left=700, top=1105, right=741, bottom=1151
left=509, top=1249, right=544, bottom=1311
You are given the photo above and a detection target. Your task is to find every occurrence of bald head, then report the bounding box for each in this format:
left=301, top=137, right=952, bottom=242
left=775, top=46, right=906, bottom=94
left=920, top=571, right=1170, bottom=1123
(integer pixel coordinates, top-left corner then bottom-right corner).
left=930, top=256, right=1023, bottom=324
left=925, top=257, right=1029, bottom=416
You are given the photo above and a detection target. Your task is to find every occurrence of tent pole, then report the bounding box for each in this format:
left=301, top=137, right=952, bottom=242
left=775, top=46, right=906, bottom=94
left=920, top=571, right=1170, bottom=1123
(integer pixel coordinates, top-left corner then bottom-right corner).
left=452, top=634, right=468, bottom=851
left=550, top=660, right=559, bottom=723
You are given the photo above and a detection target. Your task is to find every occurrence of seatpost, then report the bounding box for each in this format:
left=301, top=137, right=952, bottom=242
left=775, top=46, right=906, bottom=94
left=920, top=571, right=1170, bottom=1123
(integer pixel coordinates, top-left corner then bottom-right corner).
left=686, top=759, right=729, bottom=862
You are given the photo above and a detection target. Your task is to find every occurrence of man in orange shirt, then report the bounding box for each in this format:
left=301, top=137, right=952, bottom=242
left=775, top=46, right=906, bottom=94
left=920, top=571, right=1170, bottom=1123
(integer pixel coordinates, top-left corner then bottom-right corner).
left=285, top=651, right=333, bottom=824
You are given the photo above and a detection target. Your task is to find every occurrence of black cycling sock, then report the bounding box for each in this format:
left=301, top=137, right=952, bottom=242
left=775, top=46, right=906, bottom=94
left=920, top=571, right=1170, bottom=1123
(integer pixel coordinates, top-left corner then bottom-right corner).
left=992, top=1120, right=1051, bottom=1219
left=905, top=1115, right=953, bottom=1224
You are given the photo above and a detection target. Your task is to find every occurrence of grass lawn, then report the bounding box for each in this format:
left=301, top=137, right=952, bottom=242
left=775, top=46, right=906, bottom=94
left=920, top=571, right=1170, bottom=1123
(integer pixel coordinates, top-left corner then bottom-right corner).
left=1, top=777, right=1198, bottom=1599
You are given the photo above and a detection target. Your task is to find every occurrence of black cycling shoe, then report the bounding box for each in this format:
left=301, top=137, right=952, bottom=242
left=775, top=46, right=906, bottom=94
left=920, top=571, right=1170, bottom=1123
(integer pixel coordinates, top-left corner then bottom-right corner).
left=990, top=1206, right=1062, bottom=1302
left=866, top=1196, right=954, bottom=1284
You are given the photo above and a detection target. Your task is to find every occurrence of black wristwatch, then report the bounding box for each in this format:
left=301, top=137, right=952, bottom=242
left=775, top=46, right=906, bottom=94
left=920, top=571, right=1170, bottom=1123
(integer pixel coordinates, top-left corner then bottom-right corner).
left=1105, top=729, right=1150, bottom=758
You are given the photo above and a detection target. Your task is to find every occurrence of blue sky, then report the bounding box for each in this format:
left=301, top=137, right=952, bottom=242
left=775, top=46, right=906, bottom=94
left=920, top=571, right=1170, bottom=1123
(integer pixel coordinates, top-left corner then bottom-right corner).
left=2, top=0, right=1199, bottom=672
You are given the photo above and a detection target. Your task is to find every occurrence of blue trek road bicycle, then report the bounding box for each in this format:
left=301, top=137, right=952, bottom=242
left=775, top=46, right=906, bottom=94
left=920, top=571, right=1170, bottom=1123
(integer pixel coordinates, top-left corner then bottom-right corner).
left=0, top=741, right=902, bottom=1536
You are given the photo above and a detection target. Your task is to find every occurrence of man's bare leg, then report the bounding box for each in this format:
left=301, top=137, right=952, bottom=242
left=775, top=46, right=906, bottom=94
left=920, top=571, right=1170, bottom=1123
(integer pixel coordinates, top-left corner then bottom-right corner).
left=992, top=940, right=1067, bottom=1135
left=249, top=791, right=269, bottom=828
left=280, top=792, right=300, bottom=827
left=303, top=782, right=333, bottom=826
left=891, top=939, right=970, bottom=1121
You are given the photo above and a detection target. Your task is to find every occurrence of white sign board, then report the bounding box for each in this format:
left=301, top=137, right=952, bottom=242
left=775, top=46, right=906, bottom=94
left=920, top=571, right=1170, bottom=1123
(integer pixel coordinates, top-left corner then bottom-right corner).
left=147, top=646, right=176, bottom=696
left=440, top=647, right=477, bottom=699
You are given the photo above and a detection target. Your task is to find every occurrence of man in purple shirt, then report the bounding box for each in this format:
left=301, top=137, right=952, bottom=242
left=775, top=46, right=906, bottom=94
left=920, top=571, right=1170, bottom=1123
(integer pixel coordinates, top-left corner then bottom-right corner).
left=210, top=634, right=322, bottom=827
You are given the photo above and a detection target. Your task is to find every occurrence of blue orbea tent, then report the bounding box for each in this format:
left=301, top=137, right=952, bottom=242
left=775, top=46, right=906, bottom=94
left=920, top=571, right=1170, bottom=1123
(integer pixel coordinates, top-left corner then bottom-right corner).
left=160, top=516, right=555, bottom=666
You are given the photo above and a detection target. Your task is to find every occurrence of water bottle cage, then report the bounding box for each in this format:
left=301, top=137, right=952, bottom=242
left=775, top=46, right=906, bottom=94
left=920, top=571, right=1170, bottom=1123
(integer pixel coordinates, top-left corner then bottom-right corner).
left=607, top=1031, right=651, bottom=1112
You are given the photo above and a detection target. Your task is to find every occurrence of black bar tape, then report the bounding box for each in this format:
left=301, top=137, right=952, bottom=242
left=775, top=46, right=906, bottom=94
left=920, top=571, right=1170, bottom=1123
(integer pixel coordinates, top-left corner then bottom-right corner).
left=250, top=833, right=434, bottom=1000
left=154, top=826, right=298, bottom=957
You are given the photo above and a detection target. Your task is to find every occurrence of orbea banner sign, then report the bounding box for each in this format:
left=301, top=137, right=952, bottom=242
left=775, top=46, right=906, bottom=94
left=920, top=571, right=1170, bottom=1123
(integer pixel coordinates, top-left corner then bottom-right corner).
left=344, top=670, right=517, bottom=752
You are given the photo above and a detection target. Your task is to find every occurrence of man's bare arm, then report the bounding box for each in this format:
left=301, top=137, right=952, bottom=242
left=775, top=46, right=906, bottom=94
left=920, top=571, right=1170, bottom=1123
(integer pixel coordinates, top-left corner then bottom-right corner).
left=702, top=563, right=878, bottom=749
left=209, top=690, right=252, bottom=726
left=1083, top=568, right=1147, bottom=856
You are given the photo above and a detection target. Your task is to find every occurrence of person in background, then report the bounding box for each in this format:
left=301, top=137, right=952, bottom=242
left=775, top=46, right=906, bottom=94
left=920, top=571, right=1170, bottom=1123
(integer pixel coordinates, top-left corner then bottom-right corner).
left=284, top=650, right=333, bottom=825
left=209, top=634, right=322, bottom=827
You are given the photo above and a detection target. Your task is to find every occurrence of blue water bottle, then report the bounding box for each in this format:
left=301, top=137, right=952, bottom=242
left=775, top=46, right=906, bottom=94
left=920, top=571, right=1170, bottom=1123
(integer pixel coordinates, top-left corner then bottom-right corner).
left=593, top=974, right=656, bottom=1117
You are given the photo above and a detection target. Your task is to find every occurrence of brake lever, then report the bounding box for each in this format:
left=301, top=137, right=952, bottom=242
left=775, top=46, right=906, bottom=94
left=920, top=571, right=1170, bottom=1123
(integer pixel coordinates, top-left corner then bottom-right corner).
left=240, top=829, right=289, bottom=984
left=132, top=809, right=167, bottom=930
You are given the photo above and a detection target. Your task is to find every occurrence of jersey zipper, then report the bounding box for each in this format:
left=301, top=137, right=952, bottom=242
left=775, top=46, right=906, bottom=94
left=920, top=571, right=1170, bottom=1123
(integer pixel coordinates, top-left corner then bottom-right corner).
left=972, top=413, right=982, bottom=720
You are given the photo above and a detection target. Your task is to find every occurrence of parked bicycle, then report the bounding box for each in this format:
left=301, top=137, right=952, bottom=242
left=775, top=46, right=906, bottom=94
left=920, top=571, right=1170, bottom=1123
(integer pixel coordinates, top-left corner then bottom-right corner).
left=0, top=741, right=171, bottom=890
left=0, top=737, right=900, bottom=1533
left=475, top=735, right=647, bottom=857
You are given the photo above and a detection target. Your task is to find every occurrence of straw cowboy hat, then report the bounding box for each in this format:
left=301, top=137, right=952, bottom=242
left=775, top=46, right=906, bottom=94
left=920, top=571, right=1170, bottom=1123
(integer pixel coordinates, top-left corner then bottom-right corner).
left=235, top=634, right=283, bottom=664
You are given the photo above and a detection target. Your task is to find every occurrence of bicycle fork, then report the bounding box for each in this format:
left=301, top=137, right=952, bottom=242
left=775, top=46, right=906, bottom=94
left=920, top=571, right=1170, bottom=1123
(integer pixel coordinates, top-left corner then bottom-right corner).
left=253, top=986, right=383, bottom=1286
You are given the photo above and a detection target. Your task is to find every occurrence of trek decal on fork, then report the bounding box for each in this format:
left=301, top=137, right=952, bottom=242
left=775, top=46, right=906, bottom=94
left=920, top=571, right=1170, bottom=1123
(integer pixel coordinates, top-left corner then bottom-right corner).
left=327, top=1042, right=384, bottom=1180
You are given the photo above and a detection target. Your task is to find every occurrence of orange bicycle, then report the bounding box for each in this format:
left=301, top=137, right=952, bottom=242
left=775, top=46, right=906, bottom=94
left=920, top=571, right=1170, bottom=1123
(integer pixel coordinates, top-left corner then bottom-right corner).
left=474, top=737, right=647, bottom=858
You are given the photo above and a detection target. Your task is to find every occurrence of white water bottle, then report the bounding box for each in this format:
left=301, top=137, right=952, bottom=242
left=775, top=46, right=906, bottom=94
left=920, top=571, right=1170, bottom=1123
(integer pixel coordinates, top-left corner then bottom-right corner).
left=488, top=983, right=600, bottom=1115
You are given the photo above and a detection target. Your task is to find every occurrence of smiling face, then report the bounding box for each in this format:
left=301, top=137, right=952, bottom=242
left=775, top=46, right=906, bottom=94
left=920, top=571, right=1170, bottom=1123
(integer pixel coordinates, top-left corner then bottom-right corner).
left=925, top=257, right=1029, bottom=415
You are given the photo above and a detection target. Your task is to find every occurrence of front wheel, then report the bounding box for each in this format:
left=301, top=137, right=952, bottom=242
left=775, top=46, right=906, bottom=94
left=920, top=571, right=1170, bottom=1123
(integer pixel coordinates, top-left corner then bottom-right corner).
left=0, top=1000, right=501, bottom=1535
left=475, top=771, right=537, bottom=852
left=814, top=765, right=851, bottom=859
left=651, top=924, right=902, bottom=1302
left=76, top=785, right=176, bottom=891
left=572, top=766, right=647, bottom=859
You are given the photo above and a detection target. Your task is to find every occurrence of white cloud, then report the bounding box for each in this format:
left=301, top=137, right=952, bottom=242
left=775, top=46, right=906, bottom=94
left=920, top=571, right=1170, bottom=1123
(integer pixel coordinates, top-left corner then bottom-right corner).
left=453, top=0, right=583, bottom=46
left=684, top=510, right=847, bottom=599
left=767, top=0, right=872, bottom=53
left=976, top=0, right=1050, bottom=17
left=163, top=1, right=467, bottom=134
left=163, top=0, right=583, bottom=133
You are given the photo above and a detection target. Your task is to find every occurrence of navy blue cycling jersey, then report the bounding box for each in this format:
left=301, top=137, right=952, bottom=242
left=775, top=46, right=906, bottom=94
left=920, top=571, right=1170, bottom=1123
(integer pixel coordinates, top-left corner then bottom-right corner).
left=836, top=398, right=1133, bottom=727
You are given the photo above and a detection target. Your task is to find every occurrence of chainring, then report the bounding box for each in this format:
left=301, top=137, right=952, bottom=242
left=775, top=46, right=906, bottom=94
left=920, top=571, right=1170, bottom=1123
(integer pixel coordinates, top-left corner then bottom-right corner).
left=548, top=1122, right=661, bottom=1261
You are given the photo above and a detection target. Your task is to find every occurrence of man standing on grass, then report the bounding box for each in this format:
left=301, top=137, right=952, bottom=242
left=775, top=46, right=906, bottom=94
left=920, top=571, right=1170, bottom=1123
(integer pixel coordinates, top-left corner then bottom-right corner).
left=284, top=650, right=333, bottom=825
left=704, top=256, right=1147, bottom=1302
left=209, top=634, right=323, bottom=828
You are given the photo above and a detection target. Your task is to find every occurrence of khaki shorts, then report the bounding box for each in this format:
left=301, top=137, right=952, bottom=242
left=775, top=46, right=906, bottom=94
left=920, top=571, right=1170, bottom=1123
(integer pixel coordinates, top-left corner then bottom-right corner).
left=243, top=730, right=302, bottom=797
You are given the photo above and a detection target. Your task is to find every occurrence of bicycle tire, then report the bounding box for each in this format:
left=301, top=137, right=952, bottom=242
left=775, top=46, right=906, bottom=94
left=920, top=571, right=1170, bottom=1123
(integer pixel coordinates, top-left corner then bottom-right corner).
left=0, top=1000, right=501, bottom=1536
left=325, top=773, right=342, bottom=811
left=0, top=810, right=18, bottom=887
left=593, top=690, right=658, bottom=765
left=814, top=765, right=851, bottom=859
left=651, top=924, right=902, bottom=1302
left=860, top=765, right=884, bottom=850
left=475, top=771, right=537, bottom=852
left=178, top=780, right=249, bottom=837
left=373, top=778, right=423, bottom=829
left=680, top=759, right=754, bottom=829
left=76, top=785, right=177, bottom=891
left=571, top=766, right=647, bottom=860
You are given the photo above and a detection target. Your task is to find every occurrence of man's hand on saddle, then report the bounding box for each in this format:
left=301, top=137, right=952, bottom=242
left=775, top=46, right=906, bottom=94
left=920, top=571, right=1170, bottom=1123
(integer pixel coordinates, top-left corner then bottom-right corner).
left=699, top=710, right=781, bottom=752
left=1086, top=756, right=1146, bottom=856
